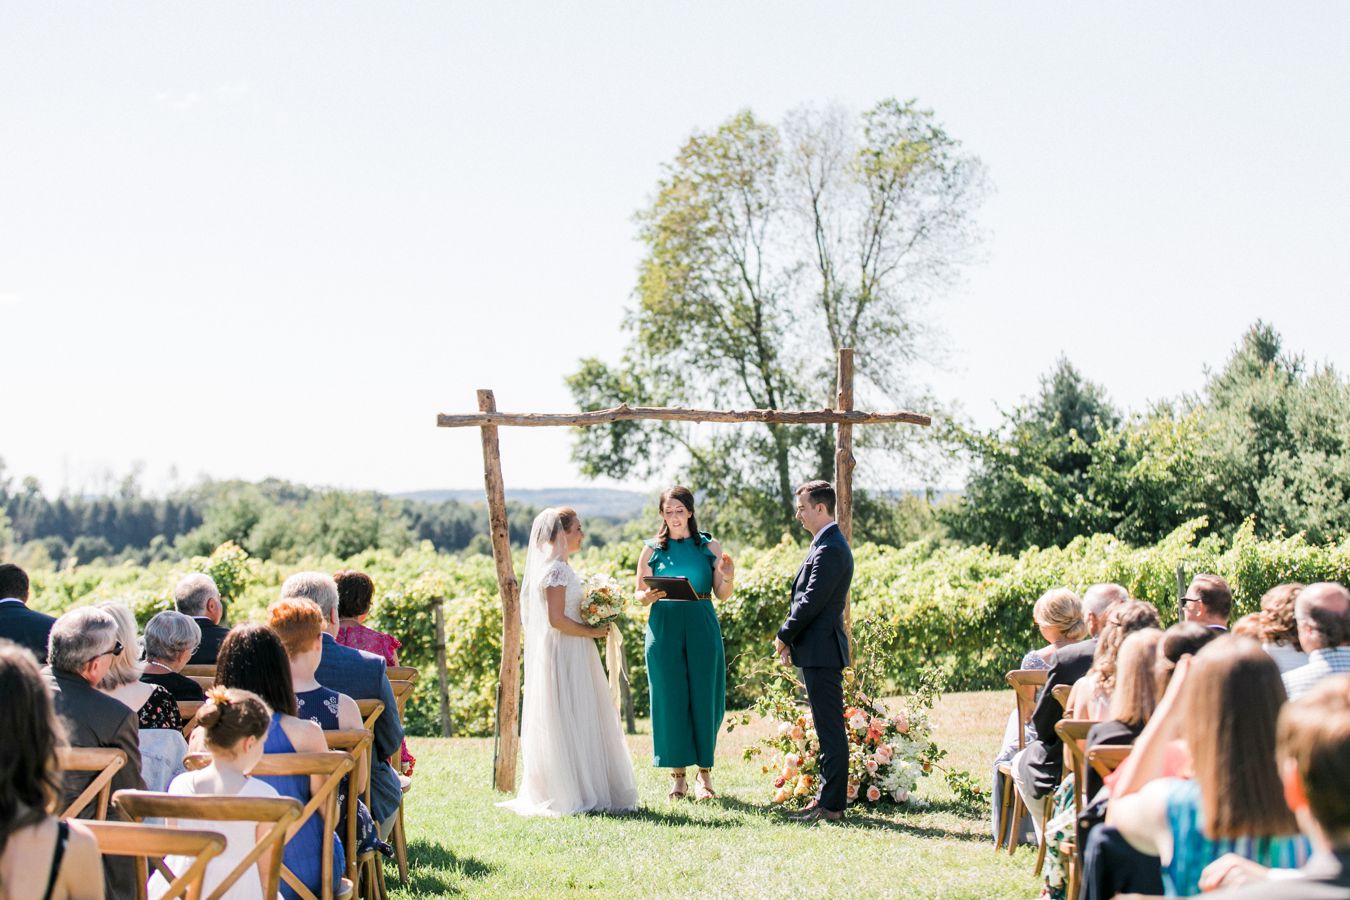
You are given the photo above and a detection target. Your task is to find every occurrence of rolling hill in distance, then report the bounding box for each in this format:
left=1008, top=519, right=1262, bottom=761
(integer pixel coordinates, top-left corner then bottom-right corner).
left=394, top=487, right=653, bottom=520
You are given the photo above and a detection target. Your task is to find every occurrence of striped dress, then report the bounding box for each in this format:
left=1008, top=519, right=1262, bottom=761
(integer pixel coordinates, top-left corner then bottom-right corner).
left=1161, top=778, right=1310, bottom=896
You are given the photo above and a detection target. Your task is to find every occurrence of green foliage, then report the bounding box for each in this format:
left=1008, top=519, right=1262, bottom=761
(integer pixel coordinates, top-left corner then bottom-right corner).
left=569, top=98, right=985, bottom=544
left=945, top=323, right=1350, bottom=552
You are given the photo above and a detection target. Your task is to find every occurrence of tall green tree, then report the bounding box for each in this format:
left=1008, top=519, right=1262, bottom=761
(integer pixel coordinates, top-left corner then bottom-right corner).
left=568, top=99, right=986, bottom=543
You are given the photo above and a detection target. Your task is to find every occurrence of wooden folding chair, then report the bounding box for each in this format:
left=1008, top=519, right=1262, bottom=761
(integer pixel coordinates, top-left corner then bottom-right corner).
left=181, top=664, right=216, bottom=678
left=185, top=751, right=355, bottom=900
left=996, top=668, right=1047, bottom=853
left=58, top=747, right=127, bottom=820
left=114, top=790, right=302, bottom=900
left=385, top=682, right=416, bottom=885
left=355, top=699, right=385, bottom=733
left=83, top=820, right=224, bottom=900
left=386, top=665, right=418, bottom=684
left=186, top=675, right=215, bottom=691
left=1051, top=683, right=1072, bottom=709
left=1051, top=719, right=1098, bottom=893
left=1087, top=744, right=1132, bottom=781
left=179, top=702, right=205, bottom=738
left=326, top=730, right=385, bottom=900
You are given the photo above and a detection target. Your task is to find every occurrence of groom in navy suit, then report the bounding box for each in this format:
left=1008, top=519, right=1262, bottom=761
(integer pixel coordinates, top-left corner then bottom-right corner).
left=775, top=480, right=854, bottom=822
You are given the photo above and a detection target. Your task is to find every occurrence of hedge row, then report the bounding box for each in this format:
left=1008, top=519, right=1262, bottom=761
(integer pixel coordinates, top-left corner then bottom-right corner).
left=24, top=518, right=1350, bottom=737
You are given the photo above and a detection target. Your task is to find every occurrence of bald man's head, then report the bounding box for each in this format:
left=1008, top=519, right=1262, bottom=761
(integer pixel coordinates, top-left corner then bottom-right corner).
left=1296, top=582, right=1350, bottom=651
left=1082, top=583, right=1129, bottom=637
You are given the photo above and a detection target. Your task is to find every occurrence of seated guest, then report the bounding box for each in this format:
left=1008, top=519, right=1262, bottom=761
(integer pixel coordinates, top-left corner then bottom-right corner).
left=211, top=624, right=347, bottom=900
left=1107, top=636, right=1310, bottom=896
left=1155, top=621, right=1222, bottom=695
left=270, top=597, right=390, bottom=858
left=335, top=569, right=416, bottom=775
left=1284, top=583, right=1350, bottom=700
left=0, top=562, right=56, bottom=663
left=175, top=574, right=231, bottom=666
left=95, top=601, right=182, bottom=732
left=1068, top=599, right=1162, bottom=721
left=153, top=686, right=283, bottom=900
left=140, top=610, right=207, bottom=701
left=45, top=606, right=147, bottom=898
left=1084, top=628, right=1162, bottom=795
left=1181, top=573, right=1233, bottom=631
left=991, top=588, right=1087, bottom=841
left=0, top=641, right=104, bottom=900
left=1011, top=583, right=1128, bottom=839
left=1255, top=583, right=1308, bottom=674
left=282, top=572, right=405, bottom=829
left=1203, top=674, right=1350, bottom=898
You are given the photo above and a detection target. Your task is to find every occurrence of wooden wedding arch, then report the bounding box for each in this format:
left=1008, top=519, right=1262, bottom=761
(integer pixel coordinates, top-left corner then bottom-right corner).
left=438, top=348, right=931, bottom=791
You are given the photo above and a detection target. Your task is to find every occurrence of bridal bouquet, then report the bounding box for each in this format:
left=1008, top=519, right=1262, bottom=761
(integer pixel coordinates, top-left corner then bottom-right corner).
left=579, top=574, right=625, bottom=628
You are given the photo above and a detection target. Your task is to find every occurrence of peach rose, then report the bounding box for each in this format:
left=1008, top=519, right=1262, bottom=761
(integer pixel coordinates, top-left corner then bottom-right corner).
left=865, top=759, right=879, bottom=776
left=870, top=717, right=887, bottom=733
left=846, top=782, right=860, bottom=800
left=866, top=785, right=882, bottom=802
left=789, top=724, right=805, bottom=742
left=892, top=788, right=909, bottom=803
left=773, top=788, right=790, bottom=804
left=894, top=712, right=909, bottom=734
left=876, top=744, right=894, bottom=761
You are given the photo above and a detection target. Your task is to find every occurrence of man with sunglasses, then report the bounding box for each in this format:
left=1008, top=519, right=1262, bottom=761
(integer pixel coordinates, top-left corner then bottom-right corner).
left=44, top=605, right=146, bottom=899
left=1181, top=574, right=1232, bottom=631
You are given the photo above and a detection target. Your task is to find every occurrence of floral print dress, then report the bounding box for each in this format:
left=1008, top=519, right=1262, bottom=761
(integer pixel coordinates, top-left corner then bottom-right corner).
left=337, top=621, right=416, bottom=775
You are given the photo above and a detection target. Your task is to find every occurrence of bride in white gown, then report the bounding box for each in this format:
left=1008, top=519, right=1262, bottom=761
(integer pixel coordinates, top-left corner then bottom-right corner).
left=498, top=506, right=639, bottom=816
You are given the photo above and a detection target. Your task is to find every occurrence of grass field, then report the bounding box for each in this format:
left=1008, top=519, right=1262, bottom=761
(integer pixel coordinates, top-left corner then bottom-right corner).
left=385, top=690, right=1041, bottom=899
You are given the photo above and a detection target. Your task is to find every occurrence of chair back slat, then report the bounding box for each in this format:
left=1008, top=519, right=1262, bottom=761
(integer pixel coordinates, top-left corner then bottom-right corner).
left=1051, top=683, right=1073, bottom=710
left=186, top=675, right=215, bottom=690
left=1004, top=669, right=1048, bottom=753
left=324, top=730, right=375, bottom=886
left=389, top=679, right=415, bottom=722
left=1087, top=744, right=1132, bottom=780
left=84, top=820, right=224, bottom=900
left=58, top=747, right=127, bottom=820
left=179, top=701, right=205, bottom=738
left=354, top=699, right=385, bottom=732
left=1053, top=719, right=1098, bottom=815
left=114, top=790, right=302, bottom=900
left=386, top=665, right=418, bottom=683
left=181, top=664, right=216, bottom=678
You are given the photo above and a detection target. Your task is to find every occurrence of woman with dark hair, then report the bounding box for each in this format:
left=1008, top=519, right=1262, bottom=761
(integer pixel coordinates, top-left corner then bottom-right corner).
left=212, top=625, right=348, bottom=900
left=634, top=486, right=735, bottom=801
left=1107, top=636, right=1310, bottom=896
left=0, top=641, right=103, bottom=900
left=334, top=569, right=415, bottom=775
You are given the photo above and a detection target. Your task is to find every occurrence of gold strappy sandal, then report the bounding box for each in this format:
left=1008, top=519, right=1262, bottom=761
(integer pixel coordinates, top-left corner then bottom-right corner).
left=668, top=770, right=688, bottom=800
left=694, top=767, right=716, bottom=801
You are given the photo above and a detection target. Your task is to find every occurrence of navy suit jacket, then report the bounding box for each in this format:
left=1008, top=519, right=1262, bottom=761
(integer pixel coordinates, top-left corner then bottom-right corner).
left=778, top=522, right=853, bottom=669
left=0, top=601, right=57, bottom=663
left=315, top=633, right=405, bottom=822
left=187, top=617, right=231, bottom=666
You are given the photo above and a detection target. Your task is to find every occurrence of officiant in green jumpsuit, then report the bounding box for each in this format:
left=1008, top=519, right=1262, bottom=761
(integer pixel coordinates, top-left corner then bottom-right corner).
left=635, top=486, right=734, bottom=802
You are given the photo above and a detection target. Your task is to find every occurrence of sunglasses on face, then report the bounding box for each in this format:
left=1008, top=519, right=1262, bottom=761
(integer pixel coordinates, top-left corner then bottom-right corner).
left=92, top=640, right=124, bottom=661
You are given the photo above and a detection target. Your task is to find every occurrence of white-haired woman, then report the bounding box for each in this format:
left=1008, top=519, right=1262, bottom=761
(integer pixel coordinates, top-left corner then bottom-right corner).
left=96, top=601, right=183, bottom=732
left=498, top=507, right=638, bottom=817
left=141, top=610, right=206, bottom=701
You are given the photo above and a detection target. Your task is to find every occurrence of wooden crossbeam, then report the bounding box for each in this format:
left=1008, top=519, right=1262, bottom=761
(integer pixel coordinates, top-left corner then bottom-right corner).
left=440, top=348, right=930, bottom=793
left=438, top=405, right=930, bottom=429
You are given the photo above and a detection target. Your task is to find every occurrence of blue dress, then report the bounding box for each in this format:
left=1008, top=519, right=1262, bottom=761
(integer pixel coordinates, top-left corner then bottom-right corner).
left=296, top=687, right=386, bottom=857
left=259, top=711, right=345, bottom=900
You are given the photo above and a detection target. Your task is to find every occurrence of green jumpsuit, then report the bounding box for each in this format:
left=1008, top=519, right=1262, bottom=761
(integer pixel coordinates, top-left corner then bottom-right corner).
left=643, top=533, right=727, bottom=769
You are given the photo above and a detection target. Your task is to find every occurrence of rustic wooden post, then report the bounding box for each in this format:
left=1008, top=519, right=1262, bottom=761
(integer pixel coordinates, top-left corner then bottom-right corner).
left=834, top=348, right=856, bottom=664
left=478, top=390, right=523, bottom=792
left=434, top=599, right=452, bottom=738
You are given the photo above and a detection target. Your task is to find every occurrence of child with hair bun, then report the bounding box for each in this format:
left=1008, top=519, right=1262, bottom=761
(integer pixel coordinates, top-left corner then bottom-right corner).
left=153, top=687, right=282, bottom=900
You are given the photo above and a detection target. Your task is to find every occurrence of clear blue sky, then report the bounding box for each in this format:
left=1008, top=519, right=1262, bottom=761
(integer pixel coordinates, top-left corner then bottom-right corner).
left=3, top=2, right=1347, bottom=497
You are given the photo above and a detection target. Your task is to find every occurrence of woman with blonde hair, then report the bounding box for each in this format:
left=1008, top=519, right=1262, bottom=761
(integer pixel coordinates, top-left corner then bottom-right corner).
left=1068, top=599, right=1161, bottom=720
left=95, top=601, right=182, bottom=731
left=1107, top=636, right=1310, bottom=896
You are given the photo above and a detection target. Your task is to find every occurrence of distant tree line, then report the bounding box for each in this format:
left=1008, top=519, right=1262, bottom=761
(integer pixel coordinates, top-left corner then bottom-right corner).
left=0, top=470, right=554, bottom=567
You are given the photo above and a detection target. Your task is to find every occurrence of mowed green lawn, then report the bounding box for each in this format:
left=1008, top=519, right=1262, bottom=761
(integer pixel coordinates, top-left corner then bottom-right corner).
left=385, top=690, right=1041, bottom=899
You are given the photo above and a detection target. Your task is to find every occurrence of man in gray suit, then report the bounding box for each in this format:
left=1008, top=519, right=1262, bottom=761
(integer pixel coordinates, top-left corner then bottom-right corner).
left=46, top=605, right=146, bottom=898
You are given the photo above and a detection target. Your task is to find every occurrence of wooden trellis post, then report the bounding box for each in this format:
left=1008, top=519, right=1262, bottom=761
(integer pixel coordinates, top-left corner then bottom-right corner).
left=439, top=349, right=929, bottom=791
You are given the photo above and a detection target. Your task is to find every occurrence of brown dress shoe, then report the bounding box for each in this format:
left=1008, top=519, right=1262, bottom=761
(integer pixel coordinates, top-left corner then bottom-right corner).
left=795, top=806, right=844, bottom=823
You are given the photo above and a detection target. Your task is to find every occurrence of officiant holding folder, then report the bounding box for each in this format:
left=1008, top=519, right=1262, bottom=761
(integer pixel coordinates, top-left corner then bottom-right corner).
left=635, top=486, right=735, bottom=801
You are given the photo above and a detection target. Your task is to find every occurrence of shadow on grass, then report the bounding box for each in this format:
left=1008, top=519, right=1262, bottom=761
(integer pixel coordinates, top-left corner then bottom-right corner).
left=399, top=840, right=496, bottom=895
left=590, top=803, right=744, bottom=828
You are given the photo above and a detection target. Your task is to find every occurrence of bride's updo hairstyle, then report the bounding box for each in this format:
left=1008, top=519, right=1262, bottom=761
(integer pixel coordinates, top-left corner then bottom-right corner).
left=534, top=507, right=578, bottom=549
left=198, top=686, right=272, bottom=753
left=655, top=485, right=705, bottom=551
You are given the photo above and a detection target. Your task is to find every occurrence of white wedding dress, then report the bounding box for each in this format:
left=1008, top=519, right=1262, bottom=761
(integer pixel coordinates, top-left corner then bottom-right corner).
left=498, top=531, right=638, bottom=817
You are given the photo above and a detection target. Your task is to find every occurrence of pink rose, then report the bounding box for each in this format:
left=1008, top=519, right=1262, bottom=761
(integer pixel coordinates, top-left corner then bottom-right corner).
left=784, top=753, right=800, bottom=769
left=866, top=785, right=882, bottom=802
left=876, top=744, right=893, bottom=761
left=894, top=712, right=909, bottom=734
left=892, top=788, right=909, bottom=803
left=870, top=717, right=887, bottom=732
left=846, top=782, right=859, bottom=800
left=865, top=759, right=879, bottom=776
left=871, top=752, right=888, bottom=769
